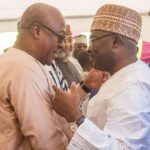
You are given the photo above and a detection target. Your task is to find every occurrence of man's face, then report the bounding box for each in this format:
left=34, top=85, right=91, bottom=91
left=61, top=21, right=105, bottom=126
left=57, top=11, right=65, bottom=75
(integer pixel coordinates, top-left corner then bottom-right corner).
left=38, top=21, right=66, bottom=65
left=56, top=34, right=73, bottom=61
left=90, top=31, right=116, bottom=72
left=73, top=43, right=87, bottom=58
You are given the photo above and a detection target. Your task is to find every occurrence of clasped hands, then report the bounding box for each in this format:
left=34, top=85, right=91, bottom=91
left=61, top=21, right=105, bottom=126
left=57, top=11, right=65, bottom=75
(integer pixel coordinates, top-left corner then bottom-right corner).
left=52, top=69, right=110, bottom=122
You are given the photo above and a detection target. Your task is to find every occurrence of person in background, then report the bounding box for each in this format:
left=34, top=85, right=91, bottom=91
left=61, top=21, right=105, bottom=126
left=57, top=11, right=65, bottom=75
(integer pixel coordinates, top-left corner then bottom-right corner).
left=77, top=50, right=93, bottom=76
left=73, top=34, right=87, bottom=59
left=55, top=25, right=82, bottom=87
left=45, top=59, right=69, bottom=91
left=0, top=3, right=72, bottom=150
left=52, top=4, right=150, bottom=150
left=69, top=35, right=87, bottom=75
left=77, top=48, right=97, bottom=114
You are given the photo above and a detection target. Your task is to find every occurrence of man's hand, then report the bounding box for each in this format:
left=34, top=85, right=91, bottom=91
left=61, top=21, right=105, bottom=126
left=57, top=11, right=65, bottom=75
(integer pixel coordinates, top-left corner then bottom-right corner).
left=52, top=83, right=82, bottom=122
left=83, top=69, right=110, bottom=89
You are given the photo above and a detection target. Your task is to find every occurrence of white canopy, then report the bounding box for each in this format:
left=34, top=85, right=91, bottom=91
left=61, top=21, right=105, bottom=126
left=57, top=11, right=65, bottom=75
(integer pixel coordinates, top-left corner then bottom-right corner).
left=0, top=0, right=149, bottom=19
left=0, top=0, right=150, bottom=41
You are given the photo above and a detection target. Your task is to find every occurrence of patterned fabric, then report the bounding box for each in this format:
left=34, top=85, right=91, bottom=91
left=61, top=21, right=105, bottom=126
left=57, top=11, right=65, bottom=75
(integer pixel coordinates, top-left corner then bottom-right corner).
left=55, top=59, right=81, bottom=87
left=91, top=4, right=142, bottom=43
left=46, top=61, right=69, bottom=91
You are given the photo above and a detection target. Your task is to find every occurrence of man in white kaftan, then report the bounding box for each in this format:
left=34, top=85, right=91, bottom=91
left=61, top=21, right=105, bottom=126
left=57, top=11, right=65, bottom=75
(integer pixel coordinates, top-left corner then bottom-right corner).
left=68, top=60, right=150, bottom=150
left=52, top=4, right=150, bottom=150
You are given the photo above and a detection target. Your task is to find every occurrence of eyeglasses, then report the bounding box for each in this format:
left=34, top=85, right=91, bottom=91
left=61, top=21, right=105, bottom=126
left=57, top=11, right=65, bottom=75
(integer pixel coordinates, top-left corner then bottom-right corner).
left=37, top=23, right=65, bottom=43
left=90, top=33, right=114, bottom=43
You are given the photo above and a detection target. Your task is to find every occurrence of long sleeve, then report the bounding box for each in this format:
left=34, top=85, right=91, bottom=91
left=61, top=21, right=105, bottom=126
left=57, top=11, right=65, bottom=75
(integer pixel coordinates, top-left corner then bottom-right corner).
left=67, top=118, right=129, bottom=150
left=68, top=79, right=150, bottom=150
left=9, top=65, right=68, bottom=150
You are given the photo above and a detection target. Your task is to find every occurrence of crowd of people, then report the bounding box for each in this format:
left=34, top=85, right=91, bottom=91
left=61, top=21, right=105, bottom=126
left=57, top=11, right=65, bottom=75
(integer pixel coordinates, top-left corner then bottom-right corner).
left=0, top=2, right=150, bottom=150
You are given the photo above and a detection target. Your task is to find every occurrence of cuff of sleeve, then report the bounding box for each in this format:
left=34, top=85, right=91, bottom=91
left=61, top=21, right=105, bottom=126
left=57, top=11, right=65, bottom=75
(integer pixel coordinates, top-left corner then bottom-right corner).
left=76, top=118, right=110, bottom=145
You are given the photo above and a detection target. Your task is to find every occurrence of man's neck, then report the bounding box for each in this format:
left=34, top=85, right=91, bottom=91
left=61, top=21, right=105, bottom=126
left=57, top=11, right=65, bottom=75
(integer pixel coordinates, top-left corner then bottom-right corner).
left=13, top=38, right=41, bottom=63
left=110, top=56, right=138, bottom=75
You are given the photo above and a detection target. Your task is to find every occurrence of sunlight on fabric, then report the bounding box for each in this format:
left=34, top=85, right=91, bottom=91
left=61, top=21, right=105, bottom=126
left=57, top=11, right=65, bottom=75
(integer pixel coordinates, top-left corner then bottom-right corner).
left=0, top=32, right=17, bottom=55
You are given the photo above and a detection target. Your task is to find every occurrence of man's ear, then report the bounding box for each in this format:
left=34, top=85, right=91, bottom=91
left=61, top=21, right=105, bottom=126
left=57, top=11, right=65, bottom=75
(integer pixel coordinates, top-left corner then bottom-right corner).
left=112, top=35, right=123, bottom=48
left=30, top=23, right=41, bottom=39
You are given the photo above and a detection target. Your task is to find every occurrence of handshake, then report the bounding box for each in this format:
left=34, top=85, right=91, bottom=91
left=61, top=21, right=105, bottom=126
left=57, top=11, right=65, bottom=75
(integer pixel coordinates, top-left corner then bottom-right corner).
left=51, top=69, right=110, bottom=123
